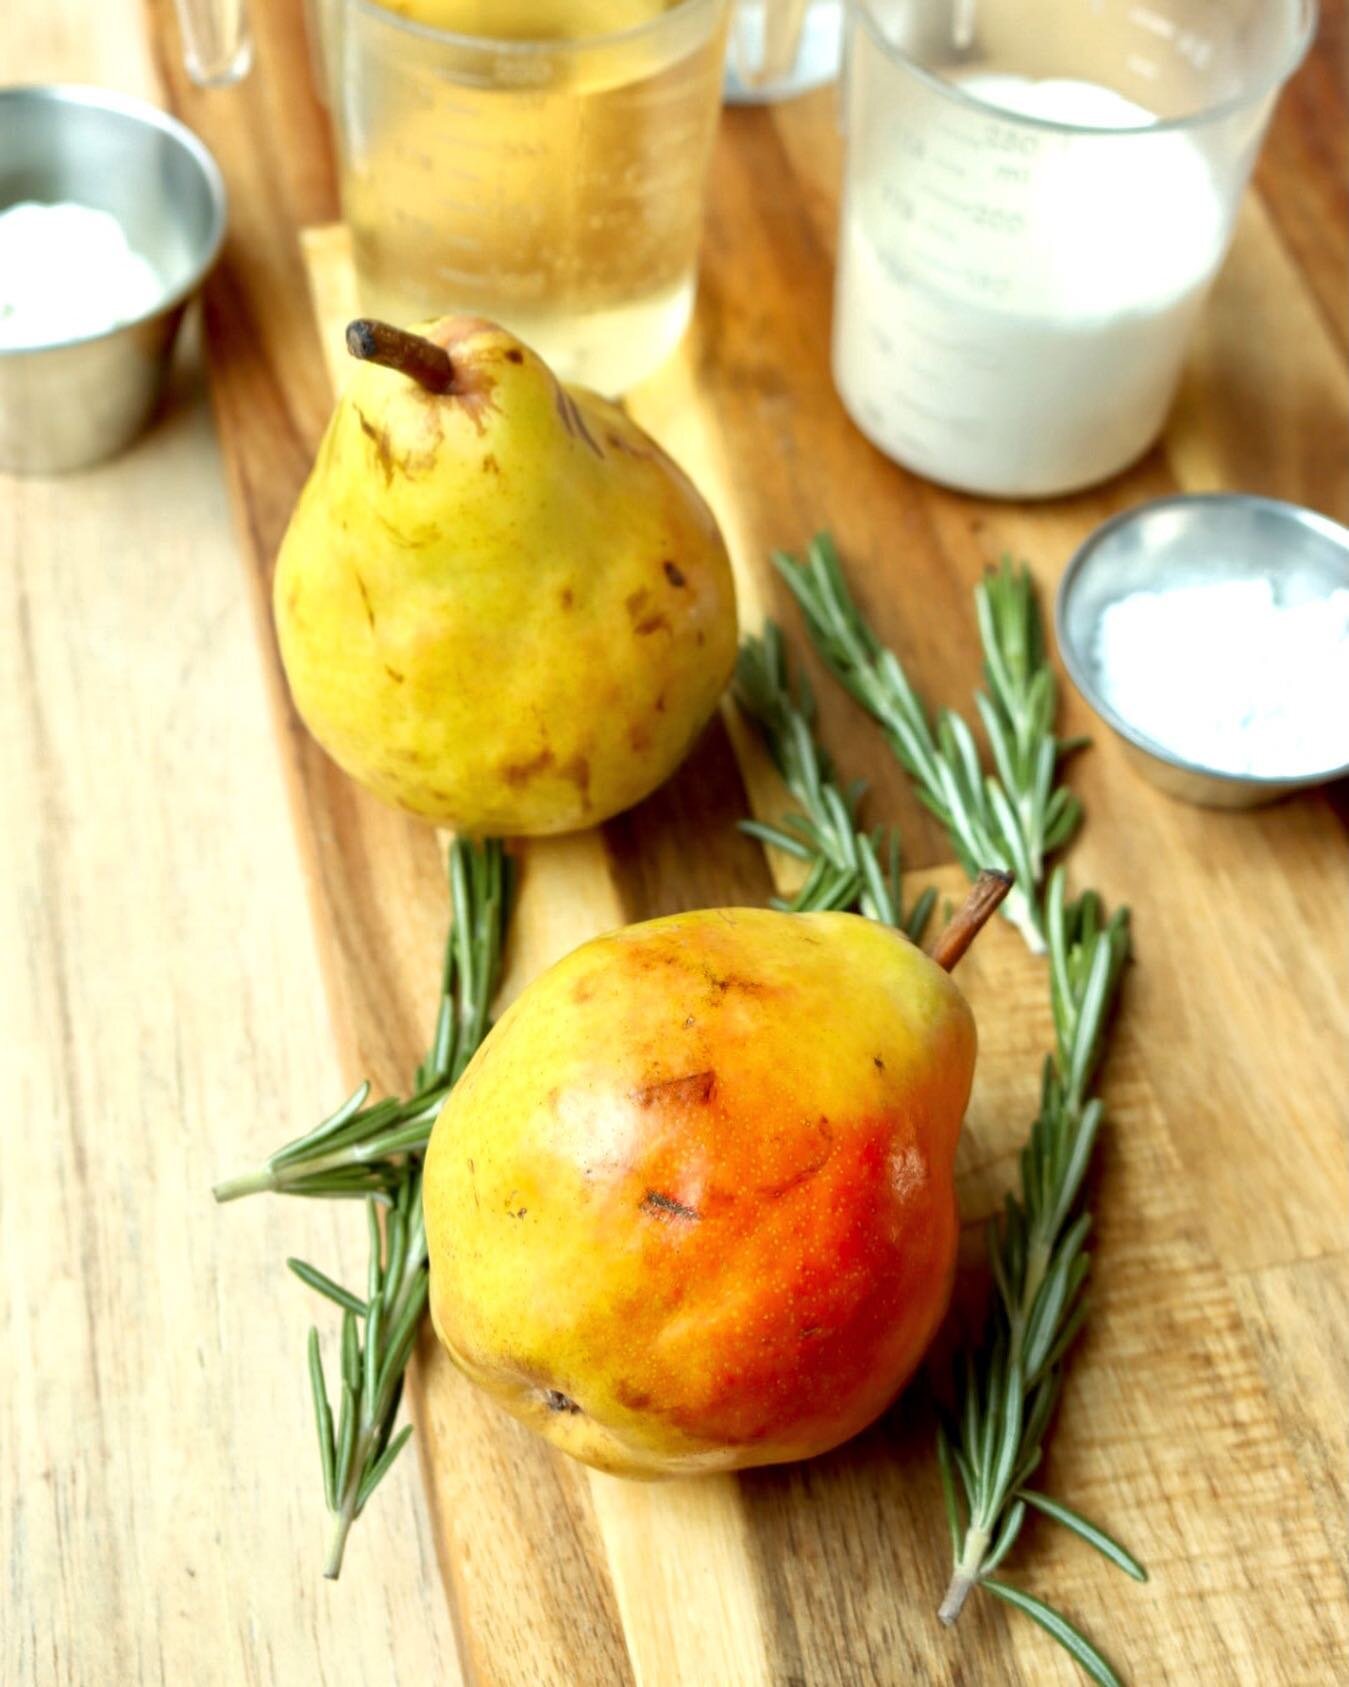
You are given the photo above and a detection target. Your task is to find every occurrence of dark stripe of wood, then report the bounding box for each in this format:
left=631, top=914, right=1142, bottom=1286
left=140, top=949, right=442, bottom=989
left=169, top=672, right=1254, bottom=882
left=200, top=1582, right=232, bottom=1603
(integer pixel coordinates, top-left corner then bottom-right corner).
left=603, top=715, right=775, bottom=921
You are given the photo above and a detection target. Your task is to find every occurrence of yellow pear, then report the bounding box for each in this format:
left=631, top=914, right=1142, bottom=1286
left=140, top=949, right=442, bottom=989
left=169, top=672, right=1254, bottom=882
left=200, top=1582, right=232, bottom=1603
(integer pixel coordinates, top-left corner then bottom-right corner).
left=423, top=879, right=1009, bottom=1477
left=274, top=317, right=737, bottom=834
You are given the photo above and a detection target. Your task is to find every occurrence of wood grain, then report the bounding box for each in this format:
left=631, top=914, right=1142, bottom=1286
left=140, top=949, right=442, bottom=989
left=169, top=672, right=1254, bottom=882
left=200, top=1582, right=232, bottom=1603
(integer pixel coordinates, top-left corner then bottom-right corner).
left=298, top=170, right=1349, bottom=1682
left=6, top=0, right=1347, bottom=1682
left=293, top=43, right=1349, bottom=1684
left=1253, top=0, right=1349, bottom=355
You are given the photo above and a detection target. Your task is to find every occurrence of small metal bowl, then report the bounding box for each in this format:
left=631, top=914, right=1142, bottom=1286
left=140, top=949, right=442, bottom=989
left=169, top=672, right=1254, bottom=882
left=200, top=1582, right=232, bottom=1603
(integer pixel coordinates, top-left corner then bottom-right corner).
left=1056, top=492, right=1349, bottom=808
left=0, top=85, right=226, bottom=474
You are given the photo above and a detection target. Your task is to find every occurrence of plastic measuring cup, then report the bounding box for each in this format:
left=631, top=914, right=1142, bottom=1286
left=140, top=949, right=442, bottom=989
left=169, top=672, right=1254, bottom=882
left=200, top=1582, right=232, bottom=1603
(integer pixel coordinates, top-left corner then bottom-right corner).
left=832, top=0, right=1317, bottom=498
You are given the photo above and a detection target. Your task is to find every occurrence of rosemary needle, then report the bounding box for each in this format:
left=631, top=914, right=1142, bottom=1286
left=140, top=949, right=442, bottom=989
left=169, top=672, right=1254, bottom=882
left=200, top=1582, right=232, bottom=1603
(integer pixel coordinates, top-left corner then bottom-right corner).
left=738, top=546, right=1142, bottom=1686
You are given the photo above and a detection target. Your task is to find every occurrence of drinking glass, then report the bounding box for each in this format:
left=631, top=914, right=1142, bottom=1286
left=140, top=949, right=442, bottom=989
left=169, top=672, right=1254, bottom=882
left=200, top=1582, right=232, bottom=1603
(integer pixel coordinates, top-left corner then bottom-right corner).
left=174, top=0, right=731, bottom=394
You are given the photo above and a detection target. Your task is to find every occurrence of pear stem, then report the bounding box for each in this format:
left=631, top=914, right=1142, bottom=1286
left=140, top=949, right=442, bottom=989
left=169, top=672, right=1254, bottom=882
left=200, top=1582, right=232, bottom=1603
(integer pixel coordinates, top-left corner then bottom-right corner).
left=930, top=870, right=1014, bottom=972
left=345, top=319, right=455, bottom=394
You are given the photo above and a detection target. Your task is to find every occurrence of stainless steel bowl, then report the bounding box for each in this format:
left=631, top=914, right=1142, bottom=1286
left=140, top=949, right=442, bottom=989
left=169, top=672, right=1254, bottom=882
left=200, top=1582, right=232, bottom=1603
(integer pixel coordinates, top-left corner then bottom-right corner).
left=0, top=85, right=226, bottom=474
left=1056, top=492, right=1349, bottom=808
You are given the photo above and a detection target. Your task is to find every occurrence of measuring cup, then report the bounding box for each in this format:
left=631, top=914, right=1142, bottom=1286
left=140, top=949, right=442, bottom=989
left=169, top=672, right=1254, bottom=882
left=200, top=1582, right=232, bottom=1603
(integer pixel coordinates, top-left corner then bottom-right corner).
left=172, top=1, right=730, bottom=395
left=832, top=0, right=1317, bottom=498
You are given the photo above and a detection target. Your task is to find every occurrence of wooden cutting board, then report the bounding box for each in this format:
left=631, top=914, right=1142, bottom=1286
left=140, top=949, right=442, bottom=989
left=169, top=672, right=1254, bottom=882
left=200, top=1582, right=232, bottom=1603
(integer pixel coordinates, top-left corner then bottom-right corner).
left=148, top=1, right=1348, bottom=1680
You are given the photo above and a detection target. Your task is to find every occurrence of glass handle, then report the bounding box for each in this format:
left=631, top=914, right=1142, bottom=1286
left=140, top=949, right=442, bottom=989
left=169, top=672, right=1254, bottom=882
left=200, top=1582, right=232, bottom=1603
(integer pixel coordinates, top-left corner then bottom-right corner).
left=173, top=0, right=254, bottom=87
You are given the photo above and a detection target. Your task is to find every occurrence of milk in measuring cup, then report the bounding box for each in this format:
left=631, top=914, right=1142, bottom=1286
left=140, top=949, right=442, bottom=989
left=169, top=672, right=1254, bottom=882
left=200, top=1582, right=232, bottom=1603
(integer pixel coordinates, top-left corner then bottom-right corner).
left=833, top=73, right=1231, bottom=497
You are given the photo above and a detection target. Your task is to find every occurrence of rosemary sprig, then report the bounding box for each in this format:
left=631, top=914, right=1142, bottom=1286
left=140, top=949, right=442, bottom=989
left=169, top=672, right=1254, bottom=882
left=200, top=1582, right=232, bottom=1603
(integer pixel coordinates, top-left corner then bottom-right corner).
left=774, top=535, right=1084, bottom=952
left=215, top=837, right=512, bottom=1577
left=735, top=623, right=936, bottom=940
left=212, top=839, right=510, bottom=1203
left=934, top=871, right=1138, bottom=1658
left=741, top=548, right=1143, bottom=1685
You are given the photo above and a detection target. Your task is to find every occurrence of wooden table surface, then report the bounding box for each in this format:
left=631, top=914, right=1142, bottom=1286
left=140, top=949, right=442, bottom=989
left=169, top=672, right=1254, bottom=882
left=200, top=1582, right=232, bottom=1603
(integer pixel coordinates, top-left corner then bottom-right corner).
left=5, top=2, right=1347, bottom=1683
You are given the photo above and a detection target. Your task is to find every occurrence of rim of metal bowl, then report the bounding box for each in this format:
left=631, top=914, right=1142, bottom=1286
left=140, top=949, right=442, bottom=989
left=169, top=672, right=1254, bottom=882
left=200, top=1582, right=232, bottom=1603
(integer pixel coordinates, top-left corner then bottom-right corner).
left=1054, top=491, right=1349, bottom=793
left=0, top=83, right=228, bottom=357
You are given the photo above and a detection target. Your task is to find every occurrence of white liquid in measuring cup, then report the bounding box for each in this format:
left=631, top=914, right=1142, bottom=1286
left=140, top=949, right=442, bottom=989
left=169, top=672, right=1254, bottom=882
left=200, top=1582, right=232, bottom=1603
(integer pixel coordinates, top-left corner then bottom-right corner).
left=833, top=73, right=1231, bottom=497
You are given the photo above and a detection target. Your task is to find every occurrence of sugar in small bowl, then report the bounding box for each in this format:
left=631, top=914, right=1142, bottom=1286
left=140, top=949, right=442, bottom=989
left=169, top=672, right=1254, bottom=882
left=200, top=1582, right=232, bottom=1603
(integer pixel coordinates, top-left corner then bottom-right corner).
left=0, top=202, right=166, bottom=353
left=1056, top=494, right=1349, bottom=807
left=0, top=85, right=225, bottom=474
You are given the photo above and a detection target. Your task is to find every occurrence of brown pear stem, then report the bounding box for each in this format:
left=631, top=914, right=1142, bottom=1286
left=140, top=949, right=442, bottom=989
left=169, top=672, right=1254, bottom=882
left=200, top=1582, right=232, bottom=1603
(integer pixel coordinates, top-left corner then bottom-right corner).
left=345, top=318, right=455, bottom=394
left=929, top=869, right=1014, bottom=972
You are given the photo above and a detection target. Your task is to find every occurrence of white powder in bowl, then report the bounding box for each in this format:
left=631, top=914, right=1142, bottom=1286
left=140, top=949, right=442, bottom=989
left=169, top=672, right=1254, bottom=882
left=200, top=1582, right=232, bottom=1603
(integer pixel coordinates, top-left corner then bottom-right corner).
left=1092, top=578, right=1349, bottom=777
left=0, top=201, right=164, bottom=351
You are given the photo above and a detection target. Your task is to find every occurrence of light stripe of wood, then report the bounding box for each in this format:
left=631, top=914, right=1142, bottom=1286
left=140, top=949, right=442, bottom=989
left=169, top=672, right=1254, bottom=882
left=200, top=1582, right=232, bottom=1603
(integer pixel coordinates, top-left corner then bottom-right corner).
left=587, top=1474, right=774, bottom=1687
left=628, top=343, right=773, bottom=636
left=301, top=225, right=363, bottom=395
left=626, top=354, right=796, bottom=893
left=496, top=833, right=626, bottom=1001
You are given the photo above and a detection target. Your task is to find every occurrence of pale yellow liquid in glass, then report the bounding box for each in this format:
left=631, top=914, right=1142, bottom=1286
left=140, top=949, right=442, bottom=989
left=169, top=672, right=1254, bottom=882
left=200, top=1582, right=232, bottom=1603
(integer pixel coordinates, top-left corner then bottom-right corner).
left=338, top=0, right=727, bottom=392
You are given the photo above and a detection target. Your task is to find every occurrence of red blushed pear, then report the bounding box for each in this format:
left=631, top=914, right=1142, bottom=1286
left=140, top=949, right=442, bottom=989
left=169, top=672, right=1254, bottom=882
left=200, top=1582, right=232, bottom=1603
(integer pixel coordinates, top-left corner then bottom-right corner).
left=423, top=873, right=1011, bottom=1477
left=273, top=317, right=737, bottom=837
